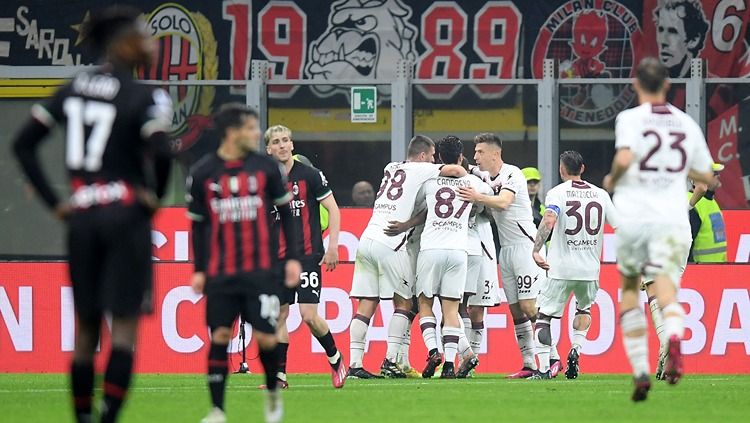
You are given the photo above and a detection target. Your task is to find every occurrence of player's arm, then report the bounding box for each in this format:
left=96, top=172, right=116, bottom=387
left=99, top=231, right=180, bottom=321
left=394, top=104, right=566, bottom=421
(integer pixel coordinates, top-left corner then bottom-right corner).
left=603, top=147, right=633, bottom=193
left=12, top=101, right=68, bottom=219
left=458, top=186, right=515, bottom=211
left=270, top=164, right=301, bottom=287
left=532, top=208, right=558, bottom=270
left=384, top=208, right=427, bottom=236
left=319, top=193, right=340, bottom=271
left=439, top=164, right=468, bottom=178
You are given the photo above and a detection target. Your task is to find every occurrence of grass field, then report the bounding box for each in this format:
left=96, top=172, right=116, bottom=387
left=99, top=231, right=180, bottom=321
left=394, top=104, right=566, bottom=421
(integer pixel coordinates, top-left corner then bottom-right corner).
left=1, top=373, right=748, bottom=422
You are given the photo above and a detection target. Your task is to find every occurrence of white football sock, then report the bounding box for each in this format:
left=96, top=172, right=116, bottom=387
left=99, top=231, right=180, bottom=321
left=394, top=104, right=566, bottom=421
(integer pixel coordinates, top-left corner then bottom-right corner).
left=469, top=321, right=484, bottom=354
left=419, top=316, right=439, bottom=352
left=572, top=329, right=588, bottom=352
left=349, top=315, right=369, bottom=368
left=535, top=319, right=551, bottom=373
left=397, top=326, right=412, bottom=369
left=514, top=320, right=537, bottom=370
left=648, top=296, right=667, bottom=345
left=621, top=308, right=649, bottom=376
left=442, top=326, right=461, bottom=365
left=386, top=310, right=410, bottom=362
left=661, top=302, right=685, bottom=339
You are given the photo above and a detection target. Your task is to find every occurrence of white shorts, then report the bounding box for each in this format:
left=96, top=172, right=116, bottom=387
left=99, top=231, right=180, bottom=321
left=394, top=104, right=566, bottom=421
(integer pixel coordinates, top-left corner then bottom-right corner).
left=350, top=238, right=412, bottom=299
left=406, top=241, right=419, bottom=295
left=538, top=278, right=599, bottom=318
left=468, top=254, right=502, bottom=307
left=464, top=254, right=483, bottom=295
left=416, top=249, right=467, bottom=300
left=499, top=242, right=543, bottom=304
left=617, top=223, right=691, bottom=287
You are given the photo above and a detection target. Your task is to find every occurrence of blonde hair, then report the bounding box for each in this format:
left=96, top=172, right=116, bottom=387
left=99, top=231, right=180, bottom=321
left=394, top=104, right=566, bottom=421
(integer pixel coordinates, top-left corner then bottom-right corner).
left=264, top=124, right=292, bottom=143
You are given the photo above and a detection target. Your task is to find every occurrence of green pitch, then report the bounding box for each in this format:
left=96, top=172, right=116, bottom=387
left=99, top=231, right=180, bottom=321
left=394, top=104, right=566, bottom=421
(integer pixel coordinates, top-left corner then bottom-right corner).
left=1, top=374, right=748, bottom=422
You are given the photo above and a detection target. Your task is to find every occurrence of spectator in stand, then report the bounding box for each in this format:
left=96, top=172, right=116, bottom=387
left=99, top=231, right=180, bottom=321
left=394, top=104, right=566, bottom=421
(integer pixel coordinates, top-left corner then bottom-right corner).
left=352, top=181, right=375, bottom=207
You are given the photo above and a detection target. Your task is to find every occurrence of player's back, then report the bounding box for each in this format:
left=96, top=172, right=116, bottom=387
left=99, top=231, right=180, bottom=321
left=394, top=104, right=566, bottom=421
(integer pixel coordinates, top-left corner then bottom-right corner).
left=614, top=102, right=713, bottom=224
left=487, top=163, right=536, bottom=246
left=361, top=161, right=441, bottom=249
left=546, top=180, right=616, bottom=281
left=38, top=67, right=171, bottom=193
left=188, top=152, right=286, bottom=278
left=421, top=174, right=487, bottom=252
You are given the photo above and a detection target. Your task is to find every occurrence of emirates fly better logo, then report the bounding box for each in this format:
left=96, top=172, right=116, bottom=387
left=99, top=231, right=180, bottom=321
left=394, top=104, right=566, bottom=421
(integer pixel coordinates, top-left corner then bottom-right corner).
left=532, top=0, right=643, bottom=125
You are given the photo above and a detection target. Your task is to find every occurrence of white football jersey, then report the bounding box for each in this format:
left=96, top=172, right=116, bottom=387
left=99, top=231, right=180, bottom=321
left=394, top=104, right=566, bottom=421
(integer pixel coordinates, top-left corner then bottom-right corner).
left=614, top=102, right=713, bottom=224
left=485, top=163, right=537, bottom=246
left=467, top=180, right=492, bottom=256
left=406, top=185, right=427, bottom=252
left=421, top=174, right=491, bottom=252
left=361, top=161, right=441, bottom=250
left=476, top=211, right=496, bottom=258
left=545, top=180, right=618, bottom=281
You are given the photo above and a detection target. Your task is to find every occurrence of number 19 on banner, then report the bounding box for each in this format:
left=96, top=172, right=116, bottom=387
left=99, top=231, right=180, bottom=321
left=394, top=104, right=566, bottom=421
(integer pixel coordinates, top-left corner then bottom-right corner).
left=350, top=86, right=377, bottom=123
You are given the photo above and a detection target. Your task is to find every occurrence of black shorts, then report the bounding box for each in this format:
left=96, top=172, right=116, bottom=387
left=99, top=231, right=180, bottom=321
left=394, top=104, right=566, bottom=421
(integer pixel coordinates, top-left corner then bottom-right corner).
left=205, top=271, right=281, bottom=335
left=282, top=256, right=323, bottom=305
left=67, top=205, right=152, bottom=321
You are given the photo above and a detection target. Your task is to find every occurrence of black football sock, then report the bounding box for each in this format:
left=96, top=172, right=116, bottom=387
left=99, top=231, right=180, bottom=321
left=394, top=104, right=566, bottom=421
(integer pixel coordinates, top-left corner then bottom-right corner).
left=259, top=346, right=280, bottom=392
left=315, top=331, right=339, bottom=364
left=277, top=342, right=289, bottom=375
left=100, top=348, right=134, bottom=423
left=70, top=361, right=94, bottom=423
left=207, top=343, right=228, bottom=410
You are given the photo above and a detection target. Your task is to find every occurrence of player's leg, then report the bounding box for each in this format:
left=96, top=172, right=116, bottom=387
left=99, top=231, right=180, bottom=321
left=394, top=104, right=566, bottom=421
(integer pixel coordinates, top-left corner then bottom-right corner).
left=396, top=296, right=419, bottom=377
left=245, top=277, right=284, bottom=422
left=440, top=298, right=461, bottom=378
left=642, top=281, right=667, bottom=379
left=467, top=306, right=485, bottom=354
left=418, top=294, right=440, bottom=378
left=296, top=259, right=346, bottom=387
left=201, top=287, right=240, bottom=423
left=272, top=302, right=291, bottom=388
left=382, top=293, right=410, bottom=377
left=99, top=208, right=151, bottom=423
left=502, top=248, right=538, bottom=378
left=533, top=278, right=567, bottom=379
left=565, top=281, right=597, bottom=379
left=299, top=303, right=346, bottom=387
left=348, top=239, right=382, bottom=378
left=380, top=247, right=413, bottom=377
left=67, top=215, right=102, bottom=423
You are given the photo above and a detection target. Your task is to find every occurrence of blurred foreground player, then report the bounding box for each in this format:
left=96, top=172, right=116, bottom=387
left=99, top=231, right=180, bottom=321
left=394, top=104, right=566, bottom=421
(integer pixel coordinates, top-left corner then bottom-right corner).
left=12, top=7, right=173, bottom=423
left=188, top=105, right=302, bottom=423
left=265, top=125, right=347, bottom=389
left=604, top=58, right=714, bottom=401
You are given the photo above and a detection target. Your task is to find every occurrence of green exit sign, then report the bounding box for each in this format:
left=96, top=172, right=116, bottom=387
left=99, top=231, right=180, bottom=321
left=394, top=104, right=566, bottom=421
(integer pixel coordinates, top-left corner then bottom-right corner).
left=350, top=86, right=377, bottom=123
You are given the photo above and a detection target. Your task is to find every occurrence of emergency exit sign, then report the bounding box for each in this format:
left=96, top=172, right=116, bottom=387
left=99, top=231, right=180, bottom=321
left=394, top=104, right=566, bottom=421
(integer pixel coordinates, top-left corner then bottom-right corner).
left=351, top=86, right=377, bottom=123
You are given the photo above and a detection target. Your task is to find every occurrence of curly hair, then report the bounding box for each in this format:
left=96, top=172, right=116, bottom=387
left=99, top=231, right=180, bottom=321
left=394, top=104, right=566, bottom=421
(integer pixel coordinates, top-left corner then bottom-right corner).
left=654, top=0, right=709, bottom=57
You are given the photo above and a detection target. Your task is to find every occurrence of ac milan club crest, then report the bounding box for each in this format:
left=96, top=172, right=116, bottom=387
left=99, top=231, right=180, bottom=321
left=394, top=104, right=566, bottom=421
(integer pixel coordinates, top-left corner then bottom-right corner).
left=532, top=0, right=642, bottom=125
left=139, top=3, right=218, bottom=152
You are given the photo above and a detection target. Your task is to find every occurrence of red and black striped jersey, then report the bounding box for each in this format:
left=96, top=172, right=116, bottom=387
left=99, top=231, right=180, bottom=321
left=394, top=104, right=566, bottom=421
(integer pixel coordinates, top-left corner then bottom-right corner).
left=187, top=152, right=292, bottom=278
left=276, top=161, right=332, bottom=259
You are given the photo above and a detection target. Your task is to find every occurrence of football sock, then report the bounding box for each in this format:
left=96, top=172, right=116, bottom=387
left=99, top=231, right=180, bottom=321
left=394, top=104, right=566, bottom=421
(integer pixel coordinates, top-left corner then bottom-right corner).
left=397, top=326, right=412, bottom=369
left=462, top=317, right=472, bottom=343
left=469, top=321, right=484, bottom=354
left=100, top=347, right=134, bottom=423
left=535, top=317, right=552, bottom=373
left=70, top=360, right=94, bottom=423
left=259, top=346, right=280, bottom=392
left=419, top=316, right=439, bottom=353
left=572, top=329, right=588, bottom=352
left=349, top=314, right=369, bottom=368
left=276, top=342, right=289, bottom=379
left=442, top=327, right=461, bottom=365
left=661, top=302, right=686, bottom=339
left=386, top=309, right=410, bottom=362
left=514, top=318, right=537, bottom=370
left=206, top=343, right=228, bottom=410
left=315, top=330, right=339, bottom=360
left=457, top=321, right=473, bottom=360
left=648, top=296, right=667, bottom=344
left=621, top=308, right=649, bottom=376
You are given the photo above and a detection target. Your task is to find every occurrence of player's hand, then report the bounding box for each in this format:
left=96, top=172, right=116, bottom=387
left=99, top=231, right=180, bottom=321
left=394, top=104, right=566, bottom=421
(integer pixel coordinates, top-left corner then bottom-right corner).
left=191, top=272, right=206, bottom=294
left=285, top=259, right=302, bottom=288
left=136, top=188, right=160, bottom=216
left=384, top=220, right=409, bottom=236
left=458, top=186, right=479, bottom=202
left=53, top=202, right=72, bottom=221
left=602, top=174, right=614, bottom=193
left=533, top=252, right=550, bottom=270
left=320, top=248, right=339, bottom=271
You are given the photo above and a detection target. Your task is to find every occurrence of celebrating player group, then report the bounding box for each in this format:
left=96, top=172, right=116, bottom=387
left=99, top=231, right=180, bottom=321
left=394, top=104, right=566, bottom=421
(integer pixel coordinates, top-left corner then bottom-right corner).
left=9, top=4, right=716, bottom=420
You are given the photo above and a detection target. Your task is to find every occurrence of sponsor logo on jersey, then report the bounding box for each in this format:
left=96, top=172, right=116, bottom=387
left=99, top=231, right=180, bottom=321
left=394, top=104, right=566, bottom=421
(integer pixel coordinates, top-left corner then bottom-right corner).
left=531, top=0, right=642, bottom=125
left=139, top=3, right=218, bottom=152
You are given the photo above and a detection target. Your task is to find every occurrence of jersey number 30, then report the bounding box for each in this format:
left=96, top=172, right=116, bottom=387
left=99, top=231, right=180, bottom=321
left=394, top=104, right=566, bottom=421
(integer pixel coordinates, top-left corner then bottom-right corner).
left=63, top=97, right=117, bottom=171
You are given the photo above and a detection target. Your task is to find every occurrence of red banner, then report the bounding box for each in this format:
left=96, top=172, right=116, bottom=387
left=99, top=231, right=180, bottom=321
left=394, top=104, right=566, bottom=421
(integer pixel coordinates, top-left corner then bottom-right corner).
left=1, top=262, right=748, bottom=374
left=153, top=208, right=750, bottom=263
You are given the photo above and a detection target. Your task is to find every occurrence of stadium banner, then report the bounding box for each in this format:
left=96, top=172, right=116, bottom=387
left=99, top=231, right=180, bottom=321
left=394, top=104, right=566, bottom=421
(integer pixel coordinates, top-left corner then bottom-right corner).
left=151, top=208, right=750, bottom=263
left=0, top=262, right=748, bottom=374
